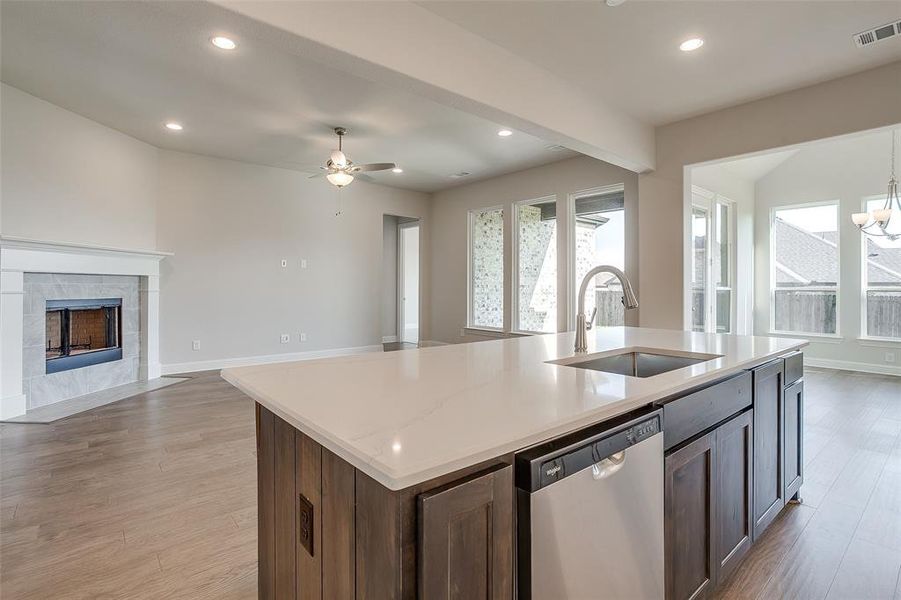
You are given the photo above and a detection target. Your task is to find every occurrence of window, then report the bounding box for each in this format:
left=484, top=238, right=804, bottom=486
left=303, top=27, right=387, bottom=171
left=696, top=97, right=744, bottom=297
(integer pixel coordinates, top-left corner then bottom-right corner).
left=514, top=197, right=557, bottom=333
left=771, top=202, right=839, bottom=335
left=468, top=206, right=504, bottom=329
left=861, top=196, right=901, bottom=340
left=690, top=189, right=734, bottom=333
left=690, top=205, right=708, bottom=332
left=572, top=186, right=625, bottom=327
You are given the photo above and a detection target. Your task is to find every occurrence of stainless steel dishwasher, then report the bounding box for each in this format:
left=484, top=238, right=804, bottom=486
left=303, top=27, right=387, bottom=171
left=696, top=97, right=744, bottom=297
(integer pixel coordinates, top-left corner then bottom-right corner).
left=515, top=409, right=664, bottom=600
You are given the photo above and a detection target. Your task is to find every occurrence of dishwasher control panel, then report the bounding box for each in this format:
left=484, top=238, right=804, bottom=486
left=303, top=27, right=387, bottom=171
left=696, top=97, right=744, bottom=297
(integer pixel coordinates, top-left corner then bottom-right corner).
left=515, top=409, right=662, bottom=492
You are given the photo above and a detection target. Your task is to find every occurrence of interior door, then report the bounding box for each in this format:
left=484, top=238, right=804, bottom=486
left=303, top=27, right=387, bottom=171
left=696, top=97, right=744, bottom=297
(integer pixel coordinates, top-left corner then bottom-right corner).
left=399, top=222, right=420, bottom=344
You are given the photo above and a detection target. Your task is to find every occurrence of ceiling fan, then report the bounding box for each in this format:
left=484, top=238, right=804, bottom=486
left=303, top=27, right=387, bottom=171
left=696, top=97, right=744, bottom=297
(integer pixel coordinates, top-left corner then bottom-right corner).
left=311, top=127, right=396, bottom=188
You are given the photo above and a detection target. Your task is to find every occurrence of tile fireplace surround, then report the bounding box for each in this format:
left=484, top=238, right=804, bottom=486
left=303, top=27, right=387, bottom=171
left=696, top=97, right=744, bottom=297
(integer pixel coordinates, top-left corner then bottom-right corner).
left=0, top=237, right=171, bottom=419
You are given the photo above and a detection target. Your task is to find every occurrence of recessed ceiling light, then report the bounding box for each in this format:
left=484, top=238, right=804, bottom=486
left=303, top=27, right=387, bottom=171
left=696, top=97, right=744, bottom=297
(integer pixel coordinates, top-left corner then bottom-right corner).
left=679, top=38, right=704, bottom=52
left=211, top=36, right=237, bottom=50
left=497, top=129, right=513, bottom=137
left=392, top=167, right=403, bottom=173
left=165, top=122, right=183, bottom=131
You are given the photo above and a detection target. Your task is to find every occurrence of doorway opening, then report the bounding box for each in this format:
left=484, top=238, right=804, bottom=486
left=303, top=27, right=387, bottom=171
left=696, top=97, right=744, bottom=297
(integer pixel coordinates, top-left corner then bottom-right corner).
left=382, top=215, right=421, bottom=350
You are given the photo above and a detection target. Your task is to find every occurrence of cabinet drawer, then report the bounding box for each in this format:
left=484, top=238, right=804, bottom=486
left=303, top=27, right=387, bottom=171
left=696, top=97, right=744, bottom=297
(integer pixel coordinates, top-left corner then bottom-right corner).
left=659, top=372, right=752, bottom=451
left=784, top=352, right=803, bottom=386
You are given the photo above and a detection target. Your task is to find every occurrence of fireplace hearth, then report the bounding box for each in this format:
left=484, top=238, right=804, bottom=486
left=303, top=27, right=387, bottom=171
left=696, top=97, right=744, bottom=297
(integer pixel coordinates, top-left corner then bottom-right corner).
left=46, top=298, right=123, bottom=374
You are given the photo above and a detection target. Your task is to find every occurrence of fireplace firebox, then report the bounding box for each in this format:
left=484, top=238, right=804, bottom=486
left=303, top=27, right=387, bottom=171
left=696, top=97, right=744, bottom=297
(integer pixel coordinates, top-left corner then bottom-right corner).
left=45, top=298, right=123, bottom=374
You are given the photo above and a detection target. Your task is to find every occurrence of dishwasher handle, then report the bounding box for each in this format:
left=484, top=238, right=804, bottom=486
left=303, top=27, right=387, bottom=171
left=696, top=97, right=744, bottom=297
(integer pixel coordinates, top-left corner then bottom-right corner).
left=515, top=410, right=662, bottom=492
left=591, top=450, right=626, bottom=480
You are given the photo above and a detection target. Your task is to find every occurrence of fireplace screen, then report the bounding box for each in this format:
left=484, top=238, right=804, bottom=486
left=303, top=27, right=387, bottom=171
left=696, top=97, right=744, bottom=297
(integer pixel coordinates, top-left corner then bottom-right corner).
left=46, top=298, right=123, bottom=374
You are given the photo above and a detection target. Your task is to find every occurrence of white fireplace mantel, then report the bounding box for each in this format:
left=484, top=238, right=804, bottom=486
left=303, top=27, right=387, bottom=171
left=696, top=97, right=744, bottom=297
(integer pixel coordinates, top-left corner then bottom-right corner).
left=0, top=236, right=172, bottom=419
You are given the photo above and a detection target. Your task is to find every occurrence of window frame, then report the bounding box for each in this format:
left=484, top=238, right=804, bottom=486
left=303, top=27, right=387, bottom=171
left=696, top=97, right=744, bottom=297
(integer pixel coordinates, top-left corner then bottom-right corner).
left=768, top=199, right=842, bottom=338
left=466, top=205, right=505, bottom=332
left=511, top=195, right=558, bottom=335
left=566, top=184, right=626, bottom=330
left=690, top=186, right=736, bottom=334
left=859, top=194, right=901, bottom=343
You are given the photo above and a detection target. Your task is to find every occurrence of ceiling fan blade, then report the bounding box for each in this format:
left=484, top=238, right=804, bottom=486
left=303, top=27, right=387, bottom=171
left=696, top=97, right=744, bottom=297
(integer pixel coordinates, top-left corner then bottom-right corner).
left=308, top=172, right=327, bottom=179
left=351, top=162, right=396, bottom=173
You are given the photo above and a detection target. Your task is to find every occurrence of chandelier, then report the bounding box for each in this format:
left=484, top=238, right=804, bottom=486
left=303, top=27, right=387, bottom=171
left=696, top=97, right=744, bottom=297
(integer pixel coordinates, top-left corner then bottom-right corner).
left=852, top=130, right=900, bottom=241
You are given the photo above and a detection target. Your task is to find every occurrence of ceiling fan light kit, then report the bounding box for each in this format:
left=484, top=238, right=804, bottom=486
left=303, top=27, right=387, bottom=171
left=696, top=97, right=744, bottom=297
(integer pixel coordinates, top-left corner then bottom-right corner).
left=315, top=127, right=396, bottom=189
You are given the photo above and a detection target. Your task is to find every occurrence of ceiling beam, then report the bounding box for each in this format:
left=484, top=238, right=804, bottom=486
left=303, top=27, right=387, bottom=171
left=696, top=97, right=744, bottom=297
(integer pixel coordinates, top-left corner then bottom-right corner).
left=209, top=0, right=655, bottom=173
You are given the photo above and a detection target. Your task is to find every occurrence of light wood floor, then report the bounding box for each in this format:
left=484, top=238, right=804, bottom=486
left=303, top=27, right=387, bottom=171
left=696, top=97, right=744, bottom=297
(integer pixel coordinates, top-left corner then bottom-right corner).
left=1, top=367, right=899, bottom=599
left=0, top=371, right=258, bottom=599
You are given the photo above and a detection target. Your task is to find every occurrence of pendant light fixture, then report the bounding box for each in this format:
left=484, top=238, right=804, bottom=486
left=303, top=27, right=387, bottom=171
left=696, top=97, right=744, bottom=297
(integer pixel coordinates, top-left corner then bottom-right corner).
left=852, top=130, right=900, bottom=241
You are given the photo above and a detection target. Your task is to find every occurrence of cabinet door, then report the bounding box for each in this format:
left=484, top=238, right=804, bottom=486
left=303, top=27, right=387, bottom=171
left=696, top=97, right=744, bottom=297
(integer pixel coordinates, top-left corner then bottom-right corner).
left=751, top=360, right=785, bottom=540
left=715, top=410, right=753, bottom=584
left=418, top=464, right=513, bottom=600
left=784, top=380, right=804, bottom=501
left=665, top=431, right=717, bottom=600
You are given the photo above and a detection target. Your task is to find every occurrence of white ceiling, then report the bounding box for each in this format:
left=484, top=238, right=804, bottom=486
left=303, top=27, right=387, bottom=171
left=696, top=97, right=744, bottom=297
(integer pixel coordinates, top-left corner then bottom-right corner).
left=713, top=149, right=801, bottom=183
left=0, top=1, right=576, bottom=193
left=419, top=1, right=901, bottom=125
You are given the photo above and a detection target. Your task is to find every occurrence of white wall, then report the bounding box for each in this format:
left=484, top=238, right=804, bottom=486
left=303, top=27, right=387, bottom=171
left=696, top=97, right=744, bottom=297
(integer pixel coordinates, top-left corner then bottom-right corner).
left=639, top=61, right=901, bottom=330
left=754, top=131, right=900, bottom=374
left=155, top=150, right=431, bottom=370
left=428, top=155, right=639, bottom=343
left=0, top=83, right=158, bottom=249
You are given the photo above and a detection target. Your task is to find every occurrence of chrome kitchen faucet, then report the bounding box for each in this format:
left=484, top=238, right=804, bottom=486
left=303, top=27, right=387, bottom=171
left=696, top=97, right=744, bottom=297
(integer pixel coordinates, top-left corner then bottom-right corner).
left=574, top=266, right=639, bottom=353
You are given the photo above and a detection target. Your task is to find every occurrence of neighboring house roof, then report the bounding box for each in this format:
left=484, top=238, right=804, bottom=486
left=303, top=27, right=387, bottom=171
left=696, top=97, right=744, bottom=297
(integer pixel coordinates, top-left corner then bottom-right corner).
left=775, top=218, right=901, bottom=285
left=866, top=238, right=901, bottom=285
left=774, top=218, right=839, bottom=285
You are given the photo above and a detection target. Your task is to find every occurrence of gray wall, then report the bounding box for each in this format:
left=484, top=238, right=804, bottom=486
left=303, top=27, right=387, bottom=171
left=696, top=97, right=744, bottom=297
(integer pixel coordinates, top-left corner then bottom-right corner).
left=0, top=83, right=158, bottom=249
left=382, top=215, right=399, bottom=340
left=428, top=155, right=639, bottom=343
left=155, top=151, right=431, bottom=368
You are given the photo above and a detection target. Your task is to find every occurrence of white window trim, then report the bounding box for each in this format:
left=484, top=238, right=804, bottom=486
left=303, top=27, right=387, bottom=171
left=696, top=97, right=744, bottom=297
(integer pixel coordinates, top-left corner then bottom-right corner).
left=566, top=184, right=625, bottom=331
left=511, top=195, right=558, bottom=335
left=466, top=205, right=505, bottom=331
left=690, top=186, right=736, bottom=334
left=859, top=194, right=901, bottom=343
left=769, top=199, right=841, bottom=337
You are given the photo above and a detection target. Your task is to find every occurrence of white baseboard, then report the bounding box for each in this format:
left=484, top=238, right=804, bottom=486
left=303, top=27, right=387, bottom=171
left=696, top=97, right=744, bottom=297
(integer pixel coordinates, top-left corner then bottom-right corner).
left=805, top=357, right=901, bottom=377
left=381, top=335, right=398, bottom=343
left=161, top=344, right=384, bottom=375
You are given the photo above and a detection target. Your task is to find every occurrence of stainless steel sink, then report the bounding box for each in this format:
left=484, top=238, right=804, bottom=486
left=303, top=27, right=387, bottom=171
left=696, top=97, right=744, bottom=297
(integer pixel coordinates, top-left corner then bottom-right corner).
left=550, top=348, right=722, bottom=378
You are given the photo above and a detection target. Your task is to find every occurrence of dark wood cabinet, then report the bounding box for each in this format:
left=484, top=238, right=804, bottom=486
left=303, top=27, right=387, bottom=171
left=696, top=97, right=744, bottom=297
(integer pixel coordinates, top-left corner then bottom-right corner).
left=257, top=404, right=514, bottom=600
left=665, top=430, right=716, bottom=600
left=665, top=410, right=754, bottom=600
left=714, top=410, right=753, bottom=584
left=751, top=359, right=785, bottom=540
left=783, top=380, right=804, bottom=502
left=418, top=465, right=513, bottom=600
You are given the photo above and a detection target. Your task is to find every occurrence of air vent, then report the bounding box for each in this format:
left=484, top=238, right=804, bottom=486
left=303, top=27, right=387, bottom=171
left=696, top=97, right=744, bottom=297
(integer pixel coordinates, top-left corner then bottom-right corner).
left=449, top=171, right=471, bottom=178
left=853, top=20, right=900, bottom=47
left=545, top=144, right=568, bottom=152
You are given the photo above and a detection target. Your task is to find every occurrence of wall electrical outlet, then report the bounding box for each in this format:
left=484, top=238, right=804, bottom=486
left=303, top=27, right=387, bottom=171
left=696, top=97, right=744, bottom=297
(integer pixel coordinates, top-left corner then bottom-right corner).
left=299, top=332, right=308, bottom=342
left=280, top=334, right=290, bottom=344
left=280, top=259, right=288, bottom=268
left=886, top=352, right=896, bottom=363
left=301, top=259, right=308, bottom=269
left=192, top=340, right=200, bottom=351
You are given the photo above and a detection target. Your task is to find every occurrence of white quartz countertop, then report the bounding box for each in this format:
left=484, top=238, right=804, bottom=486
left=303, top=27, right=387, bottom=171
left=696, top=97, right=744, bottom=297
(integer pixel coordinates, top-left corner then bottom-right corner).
left=222, top=327, right=806, bottom=490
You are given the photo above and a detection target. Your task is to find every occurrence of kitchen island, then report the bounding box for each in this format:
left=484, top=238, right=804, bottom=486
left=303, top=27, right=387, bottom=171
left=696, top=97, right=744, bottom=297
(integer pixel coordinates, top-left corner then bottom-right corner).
left=222, top=327, right=807, bottom=600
